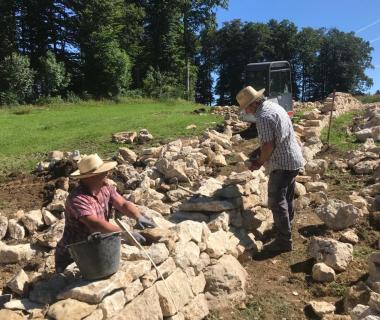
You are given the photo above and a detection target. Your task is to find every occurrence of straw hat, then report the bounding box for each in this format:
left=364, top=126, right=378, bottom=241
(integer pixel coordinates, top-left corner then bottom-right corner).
left=70, top=154, right=117, bottom=179
left=236, top=86, right=265, bottom=110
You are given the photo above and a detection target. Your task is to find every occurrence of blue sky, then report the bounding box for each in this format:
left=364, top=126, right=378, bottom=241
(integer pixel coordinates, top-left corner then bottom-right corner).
left=216, top=0, right=380, bottom=94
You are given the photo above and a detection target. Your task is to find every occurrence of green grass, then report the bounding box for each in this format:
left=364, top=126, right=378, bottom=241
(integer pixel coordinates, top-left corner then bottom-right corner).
left=320, top=110, right=364, bottom=151
left=355, top=94, right=380, bottom=104
left=353, top=245, right=373, bottom=259
left=0, top=99, right=222, bottom=174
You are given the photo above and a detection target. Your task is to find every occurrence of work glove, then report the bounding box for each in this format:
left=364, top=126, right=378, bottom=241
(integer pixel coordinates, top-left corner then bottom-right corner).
left=136, top=215, right=157, bottom=230
left=127, top=231, right=146, bottom=245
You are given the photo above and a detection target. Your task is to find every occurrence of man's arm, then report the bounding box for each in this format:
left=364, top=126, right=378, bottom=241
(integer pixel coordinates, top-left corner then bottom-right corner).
left=258, top=141, right=275, bottom=165
left=250, top=141, right=275, bottom=170
left=79, top=215, right=121, bottom=234
left=111, top=193, right=142, bottom=220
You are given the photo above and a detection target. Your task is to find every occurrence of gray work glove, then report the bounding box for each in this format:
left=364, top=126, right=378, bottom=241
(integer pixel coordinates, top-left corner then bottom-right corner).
left=136, top=216, right=157, bottom=230
left=129, top=231, right=146, bottom=245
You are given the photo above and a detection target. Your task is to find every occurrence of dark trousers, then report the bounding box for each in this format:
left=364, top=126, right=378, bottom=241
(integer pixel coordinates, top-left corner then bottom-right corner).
left=268, top=169, right=299, bottom=243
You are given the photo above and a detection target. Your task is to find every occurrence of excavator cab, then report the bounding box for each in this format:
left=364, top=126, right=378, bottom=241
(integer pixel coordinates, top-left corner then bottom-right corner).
left=240, top=61, right=293, bottom=123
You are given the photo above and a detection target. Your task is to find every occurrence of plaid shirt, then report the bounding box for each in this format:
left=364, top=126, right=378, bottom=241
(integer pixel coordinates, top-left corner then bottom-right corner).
left=255, top=100, right=305, bottom=172
left=56, top=183, right=118, bottom=256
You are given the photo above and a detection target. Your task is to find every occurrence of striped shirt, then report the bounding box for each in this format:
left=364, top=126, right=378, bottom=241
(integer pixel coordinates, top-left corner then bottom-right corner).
left=255, top=100, right=305, bottom=172
left=56, top=183, right=118, bottom=251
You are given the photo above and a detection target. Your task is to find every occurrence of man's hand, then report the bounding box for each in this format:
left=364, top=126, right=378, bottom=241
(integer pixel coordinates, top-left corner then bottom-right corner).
left=129, top=231, right=146, bottom=244
left=250, top=159, right=263, bottom=170
left=136, top=216, right=157, bottom=230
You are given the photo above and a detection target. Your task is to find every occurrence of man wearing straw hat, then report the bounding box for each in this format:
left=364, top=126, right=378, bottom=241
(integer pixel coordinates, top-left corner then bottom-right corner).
left=55, top=154, right=156, bottom=272
left=236, top=86, right=305, bottom=253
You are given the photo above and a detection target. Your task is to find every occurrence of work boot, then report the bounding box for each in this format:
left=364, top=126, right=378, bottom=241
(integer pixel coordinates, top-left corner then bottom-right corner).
left=262, top=238, right=293, bottom=253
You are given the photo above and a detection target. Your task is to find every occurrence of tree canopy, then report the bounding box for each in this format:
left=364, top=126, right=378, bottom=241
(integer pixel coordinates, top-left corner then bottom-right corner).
left=0, top=0, right=374, bottom=105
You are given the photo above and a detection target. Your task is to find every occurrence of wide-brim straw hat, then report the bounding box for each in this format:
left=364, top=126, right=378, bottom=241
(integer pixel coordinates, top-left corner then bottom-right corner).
left=70, top=154, right=117, bottom=179
left=236, top=86, right=265, bottom=110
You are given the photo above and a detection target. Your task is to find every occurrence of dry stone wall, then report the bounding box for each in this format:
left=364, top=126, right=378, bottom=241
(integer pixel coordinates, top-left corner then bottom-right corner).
left=0, top=93, right=378, bottom=319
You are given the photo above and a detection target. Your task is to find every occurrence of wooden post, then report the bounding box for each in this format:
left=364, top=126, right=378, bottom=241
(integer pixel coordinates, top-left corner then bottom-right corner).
left=326, top=89, right=336, bottom=148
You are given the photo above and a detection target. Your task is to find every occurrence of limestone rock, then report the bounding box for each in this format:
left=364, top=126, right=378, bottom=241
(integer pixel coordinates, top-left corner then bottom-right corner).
left=29, top=273, right=69, bottom=304
left=7, top=220, right=25, bottom=240
left=7, top=269, right=29, bottom=295
left=34, top=219, right=65, bottom=248
left=369, top=252, right=380, bottom=282
left=305, top=182, right=328, bottom=193
left=124, top=279, right=144, bottom=303
left=340, top=230, right=359, bottom=244
left=173, top=221, right=203, bottom=243
left=182, top=294, right=209, bottom=320
left=173, top=241, right=200, bottom=270
left=47, top=298, right=97, bottom=320
left=20, top=209, right=44, bottom=233
left=305, top=159, right=328, bottom=175
left=0, top=215, right=8, bottom=240
left=312, top=263, right=336, bottom=283
left=353, top=160, right=379, bottom=175
left=208, top=212, right=229, bottom=232
left=356, top=128, right=373, bottom=142
left=156, top=158, right=189, bottom=183
left=344, top=282, right=371, bottom=313
left=179, top=197, right=238, bottom=213
left=206, top=230, right=229, bottom=258
left=308, top=300, right=336, bottom=317
left=99, top=290, right=126, bottom=318
left=204, top=255, right=247, bottom=305
left=118, top=147, right=137, bottom=163
left=189, top=272, right=206, bottom=295
left=47, top=189, right=69, bottom=212
left=115, top=302, right=162, bottom=320
left=295, top=182, right=307, bottom=196
left=0, top=242, right=36, bottom=264
left=369, top=292, right=380, bottom=312
left=0, top=310, right=24, bottom=320
left=309, top=237, right=353, bottom=272
left=155, top=269, right=194, bottom=317
left=83, top=309, right=104, bottom=320
left=137, top=129, right=153, bottom=144
left=58, top=260, right=151, bottom=303
left=4, top=298, right=43, bottom=312
left=42, top=209, right=58, bottom=226
left=112, top=131, right=137, bottom=144
left=350, top=304, right=374, bottom=320
left=134, top=243, right=169, bottom=265
left=316, top=199, right=362, bottom=230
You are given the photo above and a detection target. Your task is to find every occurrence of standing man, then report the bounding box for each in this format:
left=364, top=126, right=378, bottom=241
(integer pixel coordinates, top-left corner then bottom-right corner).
left=55, top=154, right=156, bottom=272
left=236, top=86, right=305, bottom=253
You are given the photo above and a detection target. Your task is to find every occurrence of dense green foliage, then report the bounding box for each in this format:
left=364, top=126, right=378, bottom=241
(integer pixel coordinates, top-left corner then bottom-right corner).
left=0, top=0, right=374, bottom=105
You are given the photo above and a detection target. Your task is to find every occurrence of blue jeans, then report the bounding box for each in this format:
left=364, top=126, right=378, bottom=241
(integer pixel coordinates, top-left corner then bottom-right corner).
left=268, top=169, right=299, bottom=243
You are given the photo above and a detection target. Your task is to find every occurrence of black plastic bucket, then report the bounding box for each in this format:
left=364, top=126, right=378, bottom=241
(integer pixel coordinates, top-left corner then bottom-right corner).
left=67, top=232, right=121, bottom=280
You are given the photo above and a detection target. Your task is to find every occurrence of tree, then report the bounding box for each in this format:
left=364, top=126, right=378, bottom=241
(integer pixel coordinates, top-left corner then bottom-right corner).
left=0, top=0, right=18, bottom=61
left=178, top=0, right=228, bottom=99
left=195, top=26, right=217, bottom=105
left=37, top=51, right=70, bottom=97
left=0, top=53, right=34, bottom=104
left=315, top=29, right=373, bottom=97
left=77, top=0, right=131, bottom=97
left=294, top=27, right=324, bottom=101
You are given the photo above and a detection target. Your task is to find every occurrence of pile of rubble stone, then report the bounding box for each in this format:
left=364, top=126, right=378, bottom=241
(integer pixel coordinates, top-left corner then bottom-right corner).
left=0, top=92, right=378, bottom=320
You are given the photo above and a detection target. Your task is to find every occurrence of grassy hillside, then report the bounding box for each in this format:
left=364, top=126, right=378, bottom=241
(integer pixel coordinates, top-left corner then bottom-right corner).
left=0, top=100, right=222, bottom=174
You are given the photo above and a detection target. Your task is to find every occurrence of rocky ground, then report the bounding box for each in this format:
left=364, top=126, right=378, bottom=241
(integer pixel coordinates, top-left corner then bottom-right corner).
left=0, top=93, right=379, bottom=320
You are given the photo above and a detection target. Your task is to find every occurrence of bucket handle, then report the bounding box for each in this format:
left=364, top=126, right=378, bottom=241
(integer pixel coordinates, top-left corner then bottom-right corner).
left=87, top=231, right=121, bottom=242
left=66, top=231, right=122, bottom=249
